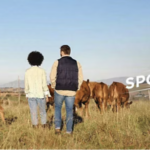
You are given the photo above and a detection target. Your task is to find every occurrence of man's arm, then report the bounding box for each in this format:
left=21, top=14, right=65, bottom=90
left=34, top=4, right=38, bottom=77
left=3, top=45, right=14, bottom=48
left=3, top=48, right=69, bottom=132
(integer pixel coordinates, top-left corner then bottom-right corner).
left=50, top=60, right=58, bottom=89
left=77, top=62, right=83, bottom=90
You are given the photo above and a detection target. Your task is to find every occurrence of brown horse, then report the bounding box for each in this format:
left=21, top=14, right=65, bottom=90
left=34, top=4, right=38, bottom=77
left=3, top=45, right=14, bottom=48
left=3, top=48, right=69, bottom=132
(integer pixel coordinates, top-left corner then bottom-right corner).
left=109, top=82, right=132, bottom=112
left=74, top=80, right=91, bottom=117
left=88, top=81, right=109, bottom=113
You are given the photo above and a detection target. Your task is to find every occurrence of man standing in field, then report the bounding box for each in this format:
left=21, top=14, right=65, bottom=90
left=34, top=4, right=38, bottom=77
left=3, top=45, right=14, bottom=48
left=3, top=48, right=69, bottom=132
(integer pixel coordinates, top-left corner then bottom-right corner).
left=50, top=45, right=83, bottom=134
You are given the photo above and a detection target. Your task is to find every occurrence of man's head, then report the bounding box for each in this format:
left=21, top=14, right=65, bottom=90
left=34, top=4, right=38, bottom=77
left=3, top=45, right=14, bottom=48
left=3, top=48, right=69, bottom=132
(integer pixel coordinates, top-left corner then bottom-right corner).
left=60, top=45, right=71, bottom=57
left=27, top=51, right=44, bottom=66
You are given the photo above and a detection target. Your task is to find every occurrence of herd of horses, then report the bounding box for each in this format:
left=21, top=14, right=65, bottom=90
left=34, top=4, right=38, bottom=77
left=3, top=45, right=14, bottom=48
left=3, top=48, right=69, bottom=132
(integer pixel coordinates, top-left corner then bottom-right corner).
left=47, top=80, right=133, bottom=117
left=0, top=80, right=132, bottom=124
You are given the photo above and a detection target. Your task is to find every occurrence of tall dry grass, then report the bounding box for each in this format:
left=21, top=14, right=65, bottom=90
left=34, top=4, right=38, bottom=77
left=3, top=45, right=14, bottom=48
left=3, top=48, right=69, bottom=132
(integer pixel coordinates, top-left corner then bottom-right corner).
left=0, top=97, right=150, bottom=149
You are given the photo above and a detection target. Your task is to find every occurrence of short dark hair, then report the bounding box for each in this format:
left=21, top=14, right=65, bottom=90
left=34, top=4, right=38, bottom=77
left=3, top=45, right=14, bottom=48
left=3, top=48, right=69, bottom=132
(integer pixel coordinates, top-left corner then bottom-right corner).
left=27, top=51, right=44, bottom=66
left=60, top=45, right=71, bottom=55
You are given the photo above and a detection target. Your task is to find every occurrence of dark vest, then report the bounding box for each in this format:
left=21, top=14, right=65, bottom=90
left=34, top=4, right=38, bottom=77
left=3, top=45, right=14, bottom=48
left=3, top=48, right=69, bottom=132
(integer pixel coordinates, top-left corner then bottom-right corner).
left=55, top=56, right=78, bottom=91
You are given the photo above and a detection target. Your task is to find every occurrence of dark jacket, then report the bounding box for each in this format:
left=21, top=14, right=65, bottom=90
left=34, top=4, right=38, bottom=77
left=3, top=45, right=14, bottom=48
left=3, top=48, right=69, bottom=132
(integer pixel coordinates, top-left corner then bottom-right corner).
left=55, top=56, right=78, bottom=91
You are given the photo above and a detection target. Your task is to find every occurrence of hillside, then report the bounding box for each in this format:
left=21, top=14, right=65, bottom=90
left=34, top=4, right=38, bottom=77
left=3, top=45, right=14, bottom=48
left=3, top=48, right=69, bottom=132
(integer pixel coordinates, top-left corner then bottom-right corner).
left=0, top=80, right=25, bottom=88
left=97, top=76, right=136, bottom=85
left=0, top=80, right=50, bottom=88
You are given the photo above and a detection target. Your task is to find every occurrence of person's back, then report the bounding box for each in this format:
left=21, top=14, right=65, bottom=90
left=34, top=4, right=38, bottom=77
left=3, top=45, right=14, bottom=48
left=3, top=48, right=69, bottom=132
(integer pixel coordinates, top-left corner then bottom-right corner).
left=56, top=56, right=78, bottom=91
left=50, top=45, right=83, bottom=134
left=25, top=51, right=50, bottom=128
left=25, top=66, right=49, bottom=98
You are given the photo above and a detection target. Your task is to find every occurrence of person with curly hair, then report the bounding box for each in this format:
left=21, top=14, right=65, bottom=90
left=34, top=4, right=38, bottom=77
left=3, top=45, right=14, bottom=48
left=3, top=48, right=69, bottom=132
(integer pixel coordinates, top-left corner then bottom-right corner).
left=25, top=51, right=51, bottom=128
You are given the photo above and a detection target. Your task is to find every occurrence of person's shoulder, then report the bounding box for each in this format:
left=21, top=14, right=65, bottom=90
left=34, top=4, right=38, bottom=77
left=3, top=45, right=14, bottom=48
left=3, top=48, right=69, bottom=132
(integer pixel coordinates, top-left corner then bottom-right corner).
left=53, top=60, right=58, bottom=65
left=70, top=57, right=78, bottom=62
left=54, top=60, right=58, bottom=63
left=38, top=67, right=46, bottom=72
left=70, top=57, right=81, bottom=66
left=25, top=67, right=31, bottom=73
left=77, top=61, right=82, bottom=68
left=76, top=61, right=81, bottom=65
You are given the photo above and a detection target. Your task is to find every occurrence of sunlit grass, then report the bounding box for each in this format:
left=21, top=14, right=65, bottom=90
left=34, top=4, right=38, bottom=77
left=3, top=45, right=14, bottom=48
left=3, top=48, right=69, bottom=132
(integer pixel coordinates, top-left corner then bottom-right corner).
left=0, top=97, right=150, bottom=149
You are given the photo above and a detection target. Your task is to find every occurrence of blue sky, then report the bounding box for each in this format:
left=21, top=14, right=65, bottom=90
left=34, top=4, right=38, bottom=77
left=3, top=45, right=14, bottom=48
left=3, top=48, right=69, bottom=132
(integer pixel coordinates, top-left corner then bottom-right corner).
left=0, top=0, right=150, bottom=84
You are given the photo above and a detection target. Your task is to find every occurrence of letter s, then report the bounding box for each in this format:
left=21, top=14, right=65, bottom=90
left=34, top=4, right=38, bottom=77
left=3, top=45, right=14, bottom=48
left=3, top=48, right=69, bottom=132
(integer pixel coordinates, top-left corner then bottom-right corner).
left=126, top=77, right=134, bottom=89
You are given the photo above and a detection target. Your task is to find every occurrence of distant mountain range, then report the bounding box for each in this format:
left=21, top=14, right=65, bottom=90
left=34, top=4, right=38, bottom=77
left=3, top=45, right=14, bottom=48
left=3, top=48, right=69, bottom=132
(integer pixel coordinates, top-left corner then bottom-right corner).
left=0, top=80, right=25, bottom=88
left=0, top=76, right=136, bottom=88
left=0, top=80, right=50, bottom=88
left=97, top=76, right=136, bottom=85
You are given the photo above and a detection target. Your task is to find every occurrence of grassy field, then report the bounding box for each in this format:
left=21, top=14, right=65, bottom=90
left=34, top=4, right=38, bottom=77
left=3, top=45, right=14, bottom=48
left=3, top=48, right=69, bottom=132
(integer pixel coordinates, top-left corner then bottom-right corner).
left=0, top=96, right=150, bottom=149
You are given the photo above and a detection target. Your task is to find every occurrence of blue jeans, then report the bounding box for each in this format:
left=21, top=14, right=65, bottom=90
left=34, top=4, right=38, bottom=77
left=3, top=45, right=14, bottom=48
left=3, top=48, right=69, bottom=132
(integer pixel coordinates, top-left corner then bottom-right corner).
left=28, top=98, right=47, bottom=125
left=54, top=91, right=75, bottom=133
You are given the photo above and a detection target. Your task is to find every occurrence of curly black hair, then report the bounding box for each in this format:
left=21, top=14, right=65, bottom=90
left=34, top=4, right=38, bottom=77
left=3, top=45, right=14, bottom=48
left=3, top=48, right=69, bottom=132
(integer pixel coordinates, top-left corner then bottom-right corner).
left=27, top=51, right=44, bottom=66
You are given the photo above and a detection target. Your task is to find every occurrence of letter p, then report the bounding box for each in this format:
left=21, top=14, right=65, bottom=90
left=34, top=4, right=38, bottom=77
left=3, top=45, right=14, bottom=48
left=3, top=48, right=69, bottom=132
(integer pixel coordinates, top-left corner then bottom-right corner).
left=136, top=75, right=145, bottom=87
